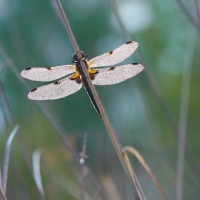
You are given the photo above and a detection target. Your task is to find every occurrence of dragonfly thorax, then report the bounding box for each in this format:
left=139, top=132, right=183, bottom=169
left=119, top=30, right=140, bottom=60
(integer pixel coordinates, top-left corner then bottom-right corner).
left=72, top=51, right=88, bottom=63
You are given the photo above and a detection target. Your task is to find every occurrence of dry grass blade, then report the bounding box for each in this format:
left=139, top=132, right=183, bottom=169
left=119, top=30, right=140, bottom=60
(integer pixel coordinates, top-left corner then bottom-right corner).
left=0, top=167, right=2, bottom=190
left=123, top=147, right=168, bottom=200
left=0, top=57, right=34, bottom=174
left=121, top=151, right=146, bottom=200
left=176, top=27, right=197, bottom=200
left=0, top=167, right=7, bottom=200
left=102, top=175, right=121, bottom=200
left=32, top=148, right=45, bottom=199
left=2, top=125, right=19, bottom=193
left=0, top=187, right=7, bottom=200
left=0, top=68, right=48, bottom=199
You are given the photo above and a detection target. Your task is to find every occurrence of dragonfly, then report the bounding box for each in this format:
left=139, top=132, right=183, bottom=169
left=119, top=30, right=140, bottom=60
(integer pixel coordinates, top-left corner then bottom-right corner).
left=21, top=41, right=144, bottom=115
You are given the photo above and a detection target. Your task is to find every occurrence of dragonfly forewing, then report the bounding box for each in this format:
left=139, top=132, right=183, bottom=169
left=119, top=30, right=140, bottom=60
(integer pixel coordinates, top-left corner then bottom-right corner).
left=21, top=65, right=75, bottom=82
left=89, top=41, right=138, bottom=68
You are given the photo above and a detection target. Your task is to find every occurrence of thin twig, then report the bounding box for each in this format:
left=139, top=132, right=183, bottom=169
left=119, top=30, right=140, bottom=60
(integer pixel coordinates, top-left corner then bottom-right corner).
left=176, top=26, right=197, bottom=200
left=79, top=132, right=88, bottom=164
left=79, top=133, right=88, bottom=200
left=88, top=174, right=108, bottom=200
left=54, top=0, right=141, bottom=198
left=175, top=0, right=200, bottom=31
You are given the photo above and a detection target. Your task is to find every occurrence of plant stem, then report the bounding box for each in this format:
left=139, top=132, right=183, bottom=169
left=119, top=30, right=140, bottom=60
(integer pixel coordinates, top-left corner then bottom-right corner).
left=54, top=0, right=140, bottom=198
left=176, top=25, right=197, bottom=200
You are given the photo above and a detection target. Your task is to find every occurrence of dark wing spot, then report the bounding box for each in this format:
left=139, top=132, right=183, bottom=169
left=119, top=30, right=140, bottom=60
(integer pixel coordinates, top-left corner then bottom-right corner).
left=25, top=67, right=32, bottom=70
left=31, top=88, right=37, bottom=92
left=109, top=67, right=115, bottom=71
left=54, top=81, right=60, bottom=85
left=75, top=77, right=82, bottom=84
left=126, top=41, right=133, bottom=44
left=70, top=76, right=76, bottom=80
left=132, top=63, right=138, bottom=65
left=90, top=74, right=96, bottom=80
left=46, top=67, right=52, bottom=70
left=109, top=50, right=113, bottom=55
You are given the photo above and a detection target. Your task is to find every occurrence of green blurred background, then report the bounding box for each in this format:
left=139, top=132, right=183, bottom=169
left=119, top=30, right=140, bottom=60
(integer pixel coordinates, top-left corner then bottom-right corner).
left=0, top=0, right=200, bottom=199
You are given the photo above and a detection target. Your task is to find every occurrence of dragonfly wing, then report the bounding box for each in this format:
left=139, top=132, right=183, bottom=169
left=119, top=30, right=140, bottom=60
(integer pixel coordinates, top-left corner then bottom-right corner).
left=28, top=76, right=82, bottom=100
left=21, top=65, right=75, bottom=82
left=92, top=63, right=144, bottom=85
left=89, top=41, right=138, bottom=68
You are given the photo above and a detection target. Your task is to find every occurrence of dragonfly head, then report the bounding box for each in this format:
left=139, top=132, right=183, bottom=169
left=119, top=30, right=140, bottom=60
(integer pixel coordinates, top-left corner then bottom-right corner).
left=72, top=51, right=88, bottom=63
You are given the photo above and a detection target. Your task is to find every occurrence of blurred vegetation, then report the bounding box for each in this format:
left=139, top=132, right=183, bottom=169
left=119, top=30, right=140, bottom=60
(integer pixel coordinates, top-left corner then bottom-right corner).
left=0, top=0, right=200, bottom=199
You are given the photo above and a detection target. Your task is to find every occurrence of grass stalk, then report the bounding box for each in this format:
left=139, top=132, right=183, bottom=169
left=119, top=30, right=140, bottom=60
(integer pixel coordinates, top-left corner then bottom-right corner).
left=2, top=125, right=19, bottom=193
left=110, top=0, right=200, bottom=180
left=194, top=0, right=200, bottom=23
left=0, top=43, right=107, bottom=200
left=109, top=0, right=179, bottom=136
left=124, top=146, right=168, bottom=200
left=176, top=26, right=197, bottom=200
left=0, top=77, right=48, bottom=199
left=175, top=0, right=200, bottom=30
left=0, top=187, right=7, bottom=200
left=54, top=0, right=142, bottom=198
left=122, top=151, right=146, bottom=200
left=32, top=148, right=45, bottom=200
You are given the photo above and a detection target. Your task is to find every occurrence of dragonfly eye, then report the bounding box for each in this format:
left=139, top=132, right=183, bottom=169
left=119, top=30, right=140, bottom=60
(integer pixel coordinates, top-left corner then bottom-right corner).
left=72, top=53, right=78, bottom=63
left=72, top=51, right=88, bottom=63
left=80, top=51, right=88, bottom=61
